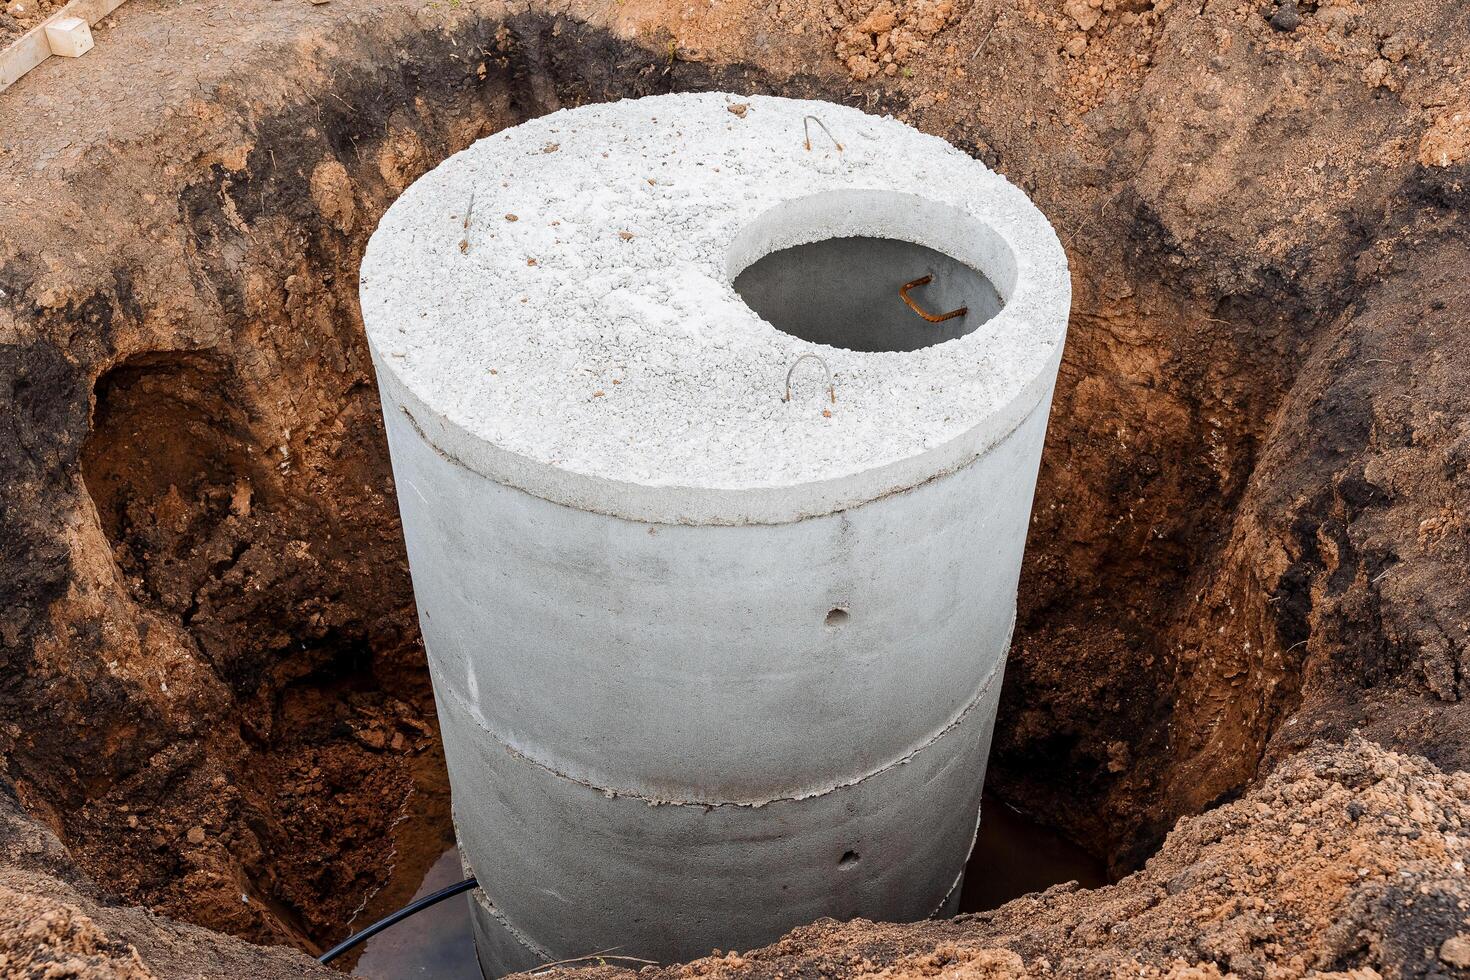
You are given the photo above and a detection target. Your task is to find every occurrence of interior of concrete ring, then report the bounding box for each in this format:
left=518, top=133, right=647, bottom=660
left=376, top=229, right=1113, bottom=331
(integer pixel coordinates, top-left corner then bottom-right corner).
left=732, top=237, right=1003, bottom=352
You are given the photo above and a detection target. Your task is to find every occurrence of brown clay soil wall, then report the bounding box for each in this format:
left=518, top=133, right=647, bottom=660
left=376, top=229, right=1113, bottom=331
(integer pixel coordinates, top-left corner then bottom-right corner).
left=1, top=0, right=1469, bottom=974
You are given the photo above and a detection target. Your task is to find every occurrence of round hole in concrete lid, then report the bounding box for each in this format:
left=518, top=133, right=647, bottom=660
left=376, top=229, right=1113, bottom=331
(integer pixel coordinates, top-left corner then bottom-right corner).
left=724, top=188, right=1023, bottom=356
left=732, top=230, right=1005, bottom=352
left=358, top=93, right=1070, bottom=526
left=732, top=235, right=1002, bottom=353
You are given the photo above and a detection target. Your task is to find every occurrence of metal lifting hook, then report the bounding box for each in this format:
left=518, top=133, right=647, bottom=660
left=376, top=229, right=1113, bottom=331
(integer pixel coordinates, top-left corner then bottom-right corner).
left=784, top=353, right=836, bottom=405
left=802, top=115, right=844, bottom=154
left=899, top=275, right=968, bottom=323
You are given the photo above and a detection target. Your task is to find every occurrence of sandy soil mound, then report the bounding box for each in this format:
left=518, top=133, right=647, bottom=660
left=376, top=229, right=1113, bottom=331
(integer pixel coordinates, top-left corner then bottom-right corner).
left=0, top=790, right=332, bottom=979
left=530, top=739, right=1470, bottom=978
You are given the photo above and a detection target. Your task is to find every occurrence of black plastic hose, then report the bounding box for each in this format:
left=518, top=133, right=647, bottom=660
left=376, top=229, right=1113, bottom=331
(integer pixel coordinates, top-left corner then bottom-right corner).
left=318, top=876, right=478, bottom=964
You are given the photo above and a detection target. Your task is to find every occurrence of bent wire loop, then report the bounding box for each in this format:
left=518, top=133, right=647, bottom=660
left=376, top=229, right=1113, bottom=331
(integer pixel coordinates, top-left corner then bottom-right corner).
left=802, top=114, right=844, bottom=154
left=784, top=353, right=836, bottom=405
left=899, top=275, right=968, bottom=323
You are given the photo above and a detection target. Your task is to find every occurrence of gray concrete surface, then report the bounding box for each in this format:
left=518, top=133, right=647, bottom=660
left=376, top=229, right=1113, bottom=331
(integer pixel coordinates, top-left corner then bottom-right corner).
left=361, top=94, right=1070, bottom=976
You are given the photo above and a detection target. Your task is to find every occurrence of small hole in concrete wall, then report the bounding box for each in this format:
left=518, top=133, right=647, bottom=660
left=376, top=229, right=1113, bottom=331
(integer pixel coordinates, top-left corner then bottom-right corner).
left=825, top=608, right=850, bottom=628
left=839, top=850, right=860, bottom=869
left=732, top=237, right=1002, bottom=352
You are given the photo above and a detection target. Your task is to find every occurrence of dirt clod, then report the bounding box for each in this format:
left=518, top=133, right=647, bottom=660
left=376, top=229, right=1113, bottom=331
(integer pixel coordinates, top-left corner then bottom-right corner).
left=1442, top=935, right=1470, bottom=970
left=0, top=885, right=156, bottom=980
left=1268, top=0, right=1300, bottom=32
left=1419, top=109, right=1470, bottom=166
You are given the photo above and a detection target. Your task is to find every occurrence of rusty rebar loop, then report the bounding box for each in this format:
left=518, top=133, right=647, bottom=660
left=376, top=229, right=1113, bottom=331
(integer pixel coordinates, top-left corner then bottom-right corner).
left=802, top=115, right=844, bottom=154
left=899, top=274, right=968, bottom=323
left=784, top=353, right=836, bottom=405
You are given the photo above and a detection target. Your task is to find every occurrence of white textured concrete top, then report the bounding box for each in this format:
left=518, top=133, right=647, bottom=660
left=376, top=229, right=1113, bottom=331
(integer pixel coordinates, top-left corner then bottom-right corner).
left=360, top=94, right=1069, bottom=525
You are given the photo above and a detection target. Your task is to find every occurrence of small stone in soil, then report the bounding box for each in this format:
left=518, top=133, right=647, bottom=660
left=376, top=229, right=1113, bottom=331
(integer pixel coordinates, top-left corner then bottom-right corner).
left=1269, top=1, right=1300, bottom=32
left=1442, top=934, right=1470, bottom=969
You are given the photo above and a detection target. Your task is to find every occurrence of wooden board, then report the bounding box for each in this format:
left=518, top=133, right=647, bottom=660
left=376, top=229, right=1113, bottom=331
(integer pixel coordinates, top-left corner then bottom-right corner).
left=0, top=0, right=129, bottom=94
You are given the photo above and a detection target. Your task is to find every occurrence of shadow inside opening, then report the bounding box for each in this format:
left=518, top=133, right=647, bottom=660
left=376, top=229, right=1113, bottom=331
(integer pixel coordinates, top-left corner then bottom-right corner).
left=732, top=236, right=1002, bottom=353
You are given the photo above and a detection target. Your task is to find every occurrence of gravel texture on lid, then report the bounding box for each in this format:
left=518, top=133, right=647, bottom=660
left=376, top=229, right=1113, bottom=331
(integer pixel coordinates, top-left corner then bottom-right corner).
left=360, top=93, right=1070, bottom=525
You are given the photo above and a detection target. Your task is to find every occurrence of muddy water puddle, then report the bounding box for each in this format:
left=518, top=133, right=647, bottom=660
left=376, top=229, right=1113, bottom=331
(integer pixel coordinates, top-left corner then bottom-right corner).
left=353, top=848, right=479, bottom=979
left=352, top=793, right=1105, bottom=977
left=957, top=793, right=1108, bottom=913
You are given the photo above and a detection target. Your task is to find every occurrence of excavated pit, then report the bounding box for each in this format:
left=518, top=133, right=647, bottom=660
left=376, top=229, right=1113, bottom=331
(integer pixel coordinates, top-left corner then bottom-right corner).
left=35, top=20, right=1280, bottom=956
left=51, top=45, right=1225, bottom=956
left=6, top=1, right=1470, bottom=976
